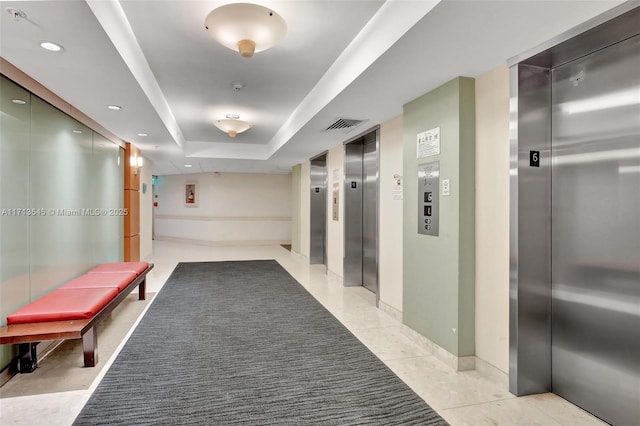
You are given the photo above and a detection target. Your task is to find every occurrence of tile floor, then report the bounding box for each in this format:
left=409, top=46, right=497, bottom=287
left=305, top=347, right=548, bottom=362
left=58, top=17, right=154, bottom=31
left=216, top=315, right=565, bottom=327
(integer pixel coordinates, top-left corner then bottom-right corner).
left=0, top=240, right=606, bottom=425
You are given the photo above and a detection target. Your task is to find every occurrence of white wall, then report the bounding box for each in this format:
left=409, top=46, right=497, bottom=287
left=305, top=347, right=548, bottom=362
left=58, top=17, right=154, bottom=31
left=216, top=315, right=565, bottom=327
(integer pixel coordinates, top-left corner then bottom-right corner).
left=154, top=172, right=292, bottom=244
left=140, top=156, right=153, bottom=260
left=379, top=116, right=404, bottom=313
left=475, top=64, right=510, bottom=373
left=326, top=145, right=345, bottom=278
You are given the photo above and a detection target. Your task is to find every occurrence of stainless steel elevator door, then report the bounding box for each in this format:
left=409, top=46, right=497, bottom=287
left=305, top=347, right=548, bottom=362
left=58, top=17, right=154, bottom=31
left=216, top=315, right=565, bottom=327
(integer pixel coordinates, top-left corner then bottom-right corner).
left=344, top=142, right=363, bottom=286
left=362, top=139, right=378, bottom=294
left=344, top=131, right=379, bottom=294
left=310, top=156, right=327, bottom=265
left=551, top=35, right=640, bottom=426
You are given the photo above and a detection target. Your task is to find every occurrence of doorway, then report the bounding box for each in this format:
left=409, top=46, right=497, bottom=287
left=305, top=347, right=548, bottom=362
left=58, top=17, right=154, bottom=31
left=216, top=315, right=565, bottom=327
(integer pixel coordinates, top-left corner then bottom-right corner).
left=509, top=8, right=640, bottom=425
left=310, top=153, right=327, bottom=266
left=344, top=128, right=379, bottom=297
left=549, top=34, right=640, bottom=426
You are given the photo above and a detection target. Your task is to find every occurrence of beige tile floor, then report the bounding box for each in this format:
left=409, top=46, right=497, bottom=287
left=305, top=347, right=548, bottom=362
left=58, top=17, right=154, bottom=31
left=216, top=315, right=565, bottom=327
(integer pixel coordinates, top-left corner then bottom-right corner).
left=0, top=240, right=606, bottom=425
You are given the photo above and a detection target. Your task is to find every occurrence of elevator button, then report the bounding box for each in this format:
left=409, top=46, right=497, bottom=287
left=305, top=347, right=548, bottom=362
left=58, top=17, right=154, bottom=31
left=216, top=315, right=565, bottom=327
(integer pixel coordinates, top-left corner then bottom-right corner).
left=424, top=191, right=433, bottom=202
left=425, top=219, right=431, bottom=224
left=425, top=225, right=431, bottom=231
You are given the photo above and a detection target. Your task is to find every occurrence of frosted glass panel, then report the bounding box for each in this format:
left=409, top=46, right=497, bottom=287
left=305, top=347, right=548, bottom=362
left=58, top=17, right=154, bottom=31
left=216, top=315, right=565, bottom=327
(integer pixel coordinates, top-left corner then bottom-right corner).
left=92, top=132, right=124, bottom=262
left=0, top=78, right=31, bottom=326
left=29, top=96, right=94, bottom=299
left=0, top=75, right=124, bottom=370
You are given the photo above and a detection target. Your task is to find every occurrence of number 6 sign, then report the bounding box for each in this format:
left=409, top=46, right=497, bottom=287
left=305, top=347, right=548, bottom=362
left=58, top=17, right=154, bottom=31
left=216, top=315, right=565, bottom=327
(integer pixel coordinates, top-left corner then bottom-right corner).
left=530, top=150, right=540, bottom=167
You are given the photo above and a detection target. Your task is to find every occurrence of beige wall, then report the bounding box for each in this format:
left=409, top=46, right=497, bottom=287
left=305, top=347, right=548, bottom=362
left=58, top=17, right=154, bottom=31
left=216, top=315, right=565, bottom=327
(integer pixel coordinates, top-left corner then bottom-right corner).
left=326, top=145, right=345, bottom=278
left=379, top=116, right=404, bottom=312
left=140, top=157, right=153, bottom=260
left=475, top=64, right=510, bottom=373
left=154, top=172, right=292, bottom=244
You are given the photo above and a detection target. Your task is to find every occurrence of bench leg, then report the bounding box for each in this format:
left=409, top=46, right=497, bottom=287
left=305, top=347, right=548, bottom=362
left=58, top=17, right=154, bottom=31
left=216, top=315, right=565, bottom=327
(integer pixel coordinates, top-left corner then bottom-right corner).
left=138, top=277, right=146, bottom=300
left=16, top=343, right=38, bottom=373
left=83, top=328, right=98, bottom=367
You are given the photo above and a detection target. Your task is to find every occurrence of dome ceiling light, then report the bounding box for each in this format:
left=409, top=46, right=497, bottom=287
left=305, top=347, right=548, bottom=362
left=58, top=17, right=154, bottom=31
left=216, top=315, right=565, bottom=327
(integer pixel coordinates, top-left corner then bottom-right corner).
left=204, top=3, right=287, bottom=58
left=215, top=114, right=251, bottom=138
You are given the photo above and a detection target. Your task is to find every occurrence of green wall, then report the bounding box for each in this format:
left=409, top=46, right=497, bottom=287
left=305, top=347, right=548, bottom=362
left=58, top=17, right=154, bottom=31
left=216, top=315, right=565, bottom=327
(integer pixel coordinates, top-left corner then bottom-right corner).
left=402, top=77, right=476, bottom=357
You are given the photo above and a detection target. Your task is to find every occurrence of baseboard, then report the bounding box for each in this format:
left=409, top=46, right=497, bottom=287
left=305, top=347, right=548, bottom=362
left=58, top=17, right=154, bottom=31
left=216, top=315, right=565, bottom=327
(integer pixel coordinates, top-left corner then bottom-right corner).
left=326, top=269, right=343, bottom=286
left=289, top=250, right=307, bottom=262
left=0, top=362, right=13, bottom=388
left=0, top=339, right=63, bottom=388
left=400, top=325, right=475, bottom=372
left=474, top=356, right=509, bottom=387
left=378, top=300, right=402, bottom=322
left=154, top=236, right=291, bottom=247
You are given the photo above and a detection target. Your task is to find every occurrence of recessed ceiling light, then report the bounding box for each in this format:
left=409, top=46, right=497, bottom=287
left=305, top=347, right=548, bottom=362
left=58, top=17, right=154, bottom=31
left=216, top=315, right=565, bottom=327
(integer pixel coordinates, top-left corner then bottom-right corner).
left=40, top=41, right=63, bottom=52
left=184, top=164, right=193, bottom=168
left=137, top=133, right=148, bottom=137
left=11, top=99, right=26, bottom=105
left=225, top=113, right=240, bottom=120
left=73, top=130, right=82, bottom=134
left=107, top=105, right=122, bottom=111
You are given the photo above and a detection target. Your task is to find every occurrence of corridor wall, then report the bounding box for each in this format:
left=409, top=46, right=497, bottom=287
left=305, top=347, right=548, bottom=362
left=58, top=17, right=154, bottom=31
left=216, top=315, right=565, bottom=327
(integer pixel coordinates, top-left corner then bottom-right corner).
left=153, top=171, right=292, bottom=244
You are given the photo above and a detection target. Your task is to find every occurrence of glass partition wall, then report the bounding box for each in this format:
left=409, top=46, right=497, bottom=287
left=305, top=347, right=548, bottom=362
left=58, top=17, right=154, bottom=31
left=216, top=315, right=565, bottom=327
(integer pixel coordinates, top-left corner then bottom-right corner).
left=0, top=75, right=124, bottom=369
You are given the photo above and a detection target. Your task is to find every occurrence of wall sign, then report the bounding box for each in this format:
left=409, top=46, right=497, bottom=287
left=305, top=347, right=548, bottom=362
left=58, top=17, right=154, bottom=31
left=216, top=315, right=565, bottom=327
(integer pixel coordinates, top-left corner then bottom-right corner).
left=332, top=182, right=339, bottom=221
left=530, top=150, right=540, bottom=167
left=393, top=174, right=403, bottom=200
left=417, top=127, right=440, bottom=158
left=185, top=182, right=198, bottom=207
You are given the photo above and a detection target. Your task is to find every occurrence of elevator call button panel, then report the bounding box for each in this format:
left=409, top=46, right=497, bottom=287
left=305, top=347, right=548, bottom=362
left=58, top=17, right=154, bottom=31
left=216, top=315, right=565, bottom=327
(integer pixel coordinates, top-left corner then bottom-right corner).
left=418, top=161, right=439, bottom=236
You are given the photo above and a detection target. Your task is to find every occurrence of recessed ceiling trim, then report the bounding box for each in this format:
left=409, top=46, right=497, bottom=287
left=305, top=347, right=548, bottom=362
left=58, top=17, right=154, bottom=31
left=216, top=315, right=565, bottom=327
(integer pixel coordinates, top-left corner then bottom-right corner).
left=264, top=0, right=442, bottom=158
left=86, top=0, right=185, bottom=149
left=184, top=141, right=271, bottom=160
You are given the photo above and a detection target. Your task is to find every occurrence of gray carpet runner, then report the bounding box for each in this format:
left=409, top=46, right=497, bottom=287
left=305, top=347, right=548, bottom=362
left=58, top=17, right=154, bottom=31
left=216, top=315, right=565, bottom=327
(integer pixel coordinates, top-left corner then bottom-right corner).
left=74, top=260, right=447, bottom=425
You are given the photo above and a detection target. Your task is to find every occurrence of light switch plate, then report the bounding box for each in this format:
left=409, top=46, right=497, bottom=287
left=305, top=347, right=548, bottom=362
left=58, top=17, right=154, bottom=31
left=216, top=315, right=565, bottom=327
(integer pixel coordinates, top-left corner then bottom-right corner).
left=442, top=179, right=450, bottom=196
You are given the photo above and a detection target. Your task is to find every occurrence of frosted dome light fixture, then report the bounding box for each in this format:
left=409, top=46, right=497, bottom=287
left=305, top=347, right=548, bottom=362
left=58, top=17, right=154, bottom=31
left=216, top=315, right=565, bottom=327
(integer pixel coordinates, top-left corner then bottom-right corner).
left=215, top=114, right=251, bottom=138
left=205, top=3, right=287, bottom=58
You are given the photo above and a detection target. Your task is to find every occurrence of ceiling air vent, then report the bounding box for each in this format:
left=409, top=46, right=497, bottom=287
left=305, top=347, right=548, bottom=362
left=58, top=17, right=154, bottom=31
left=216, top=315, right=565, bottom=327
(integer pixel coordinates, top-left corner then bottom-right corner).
left=322, top=118, right=367, bottom=134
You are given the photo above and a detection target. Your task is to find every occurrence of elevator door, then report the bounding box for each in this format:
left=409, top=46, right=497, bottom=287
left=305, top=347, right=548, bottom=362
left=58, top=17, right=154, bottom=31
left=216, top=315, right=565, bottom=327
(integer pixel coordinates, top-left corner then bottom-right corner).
left=344, top=130, right=378, bottom=295
left=310, top=155, right=327, bottom=265
left=362, top=139, right=377, bottom=294
left=551, top=35, right=640, bottom=426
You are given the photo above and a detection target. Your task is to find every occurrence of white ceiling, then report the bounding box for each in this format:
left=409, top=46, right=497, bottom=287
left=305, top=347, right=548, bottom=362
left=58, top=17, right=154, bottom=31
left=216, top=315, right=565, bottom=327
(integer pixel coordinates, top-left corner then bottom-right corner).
left=0, top=0, right=629, bottom=175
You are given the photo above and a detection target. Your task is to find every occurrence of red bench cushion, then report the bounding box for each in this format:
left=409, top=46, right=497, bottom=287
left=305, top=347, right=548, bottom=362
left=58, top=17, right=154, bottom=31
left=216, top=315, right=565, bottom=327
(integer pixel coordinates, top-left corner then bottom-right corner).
left=88, top=262, right=149, bottom=276
left=59, top=272, right=137, bottom=292
left=7, top=287, right=118, bottom=325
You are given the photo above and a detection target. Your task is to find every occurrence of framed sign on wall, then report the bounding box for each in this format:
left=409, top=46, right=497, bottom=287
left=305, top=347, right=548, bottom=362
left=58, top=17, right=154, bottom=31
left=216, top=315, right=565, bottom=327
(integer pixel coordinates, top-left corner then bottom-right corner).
left=185, top=182, right=197, bottom=206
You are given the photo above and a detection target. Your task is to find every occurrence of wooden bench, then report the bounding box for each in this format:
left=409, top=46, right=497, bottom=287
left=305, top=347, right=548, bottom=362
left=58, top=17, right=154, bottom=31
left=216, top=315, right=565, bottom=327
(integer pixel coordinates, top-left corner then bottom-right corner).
left=0, top=262, right=154, bottom=373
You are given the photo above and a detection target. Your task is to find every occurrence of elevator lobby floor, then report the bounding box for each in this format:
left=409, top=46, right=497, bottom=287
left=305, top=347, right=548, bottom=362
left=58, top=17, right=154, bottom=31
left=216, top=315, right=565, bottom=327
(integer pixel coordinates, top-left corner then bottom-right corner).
left=0, top=240, right=606, bottom=425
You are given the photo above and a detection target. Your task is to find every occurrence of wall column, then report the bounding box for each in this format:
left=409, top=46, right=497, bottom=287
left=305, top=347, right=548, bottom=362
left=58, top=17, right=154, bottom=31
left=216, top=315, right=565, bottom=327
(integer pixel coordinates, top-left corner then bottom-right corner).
left=124, top=142, right=141, bottom=261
